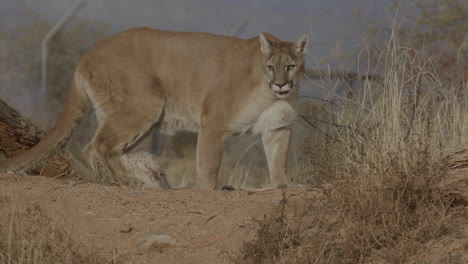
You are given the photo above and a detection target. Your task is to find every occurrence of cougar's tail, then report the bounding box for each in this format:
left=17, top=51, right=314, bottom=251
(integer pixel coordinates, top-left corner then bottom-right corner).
left=0, top=78, right=88, bottom=173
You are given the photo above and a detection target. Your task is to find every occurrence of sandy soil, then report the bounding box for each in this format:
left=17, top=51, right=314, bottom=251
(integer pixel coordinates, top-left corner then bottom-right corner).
left=0, top=169, right=466, bottom=264
left=0, top=174, right=310, bottom=263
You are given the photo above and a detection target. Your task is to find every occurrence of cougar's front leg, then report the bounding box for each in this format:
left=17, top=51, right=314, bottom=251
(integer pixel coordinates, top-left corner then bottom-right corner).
left=262, top=128, right=291, bottom=188
left=252, top=100, right=297, bottom=188
left=196, top=124, right=226, bottom=189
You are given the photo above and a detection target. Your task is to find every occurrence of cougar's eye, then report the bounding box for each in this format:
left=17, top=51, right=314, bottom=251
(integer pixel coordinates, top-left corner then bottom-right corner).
left=267, top=65, right=275, bottom=71
left=286, top=65, right=296, bottom=71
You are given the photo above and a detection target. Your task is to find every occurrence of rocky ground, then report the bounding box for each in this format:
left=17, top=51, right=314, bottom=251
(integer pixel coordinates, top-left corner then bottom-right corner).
left=0, top=166, right=466, bottom=264
left=0, top=173, right=307, bottom=263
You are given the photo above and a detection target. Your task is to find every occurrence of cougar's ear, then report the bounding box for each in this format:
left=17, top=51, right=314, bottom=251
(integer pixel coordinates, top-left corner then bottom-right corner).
left=295, top=34, right=309, bottom=55
left=259, top=33, right=273, bottom=55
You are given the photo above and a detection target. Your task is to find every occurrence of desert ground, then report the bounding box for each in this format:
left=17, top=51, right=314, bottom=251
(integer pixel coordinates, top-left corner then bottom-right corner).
left=0, top=166, right=467, bottom=264
left=0, top=173, right=308, bottom=263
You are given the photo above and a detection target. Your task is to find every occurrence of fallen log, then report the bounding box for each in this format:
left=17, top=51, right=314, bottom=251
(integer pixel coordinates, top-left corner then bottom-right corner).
left=0, top=99, right=92, bottom=180
left=0, top=99, right=171, bottom=188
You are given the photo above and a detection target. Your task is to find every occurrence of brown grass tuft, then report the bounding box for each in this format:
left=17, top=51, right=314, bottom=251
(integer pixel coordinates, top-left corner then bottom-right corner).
left=235, top=26, right=467, bottom=263
left=0, top=202, right=102, bottom=264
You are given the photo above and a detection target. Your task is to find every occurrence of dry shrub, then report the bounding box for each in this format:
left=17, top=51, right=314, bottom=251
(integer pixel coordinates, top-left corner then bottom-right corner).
left=235, top=192, right=302, bottom=264
left=236, top=27, right=467, bottom=263
left=0, top=202, right=102, bottom=264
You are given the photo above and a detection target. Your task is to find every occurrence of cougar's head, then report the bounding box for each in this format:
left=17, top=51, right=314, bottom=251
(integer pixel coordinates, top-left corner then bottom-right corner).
left=259, top=33, right=308, bottom=99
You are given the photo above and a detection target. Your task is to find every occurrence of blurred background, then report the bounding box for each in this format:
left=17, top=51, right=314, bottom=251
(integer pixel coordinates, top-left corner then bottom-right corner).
left=0, top=0, right=466, bottom=188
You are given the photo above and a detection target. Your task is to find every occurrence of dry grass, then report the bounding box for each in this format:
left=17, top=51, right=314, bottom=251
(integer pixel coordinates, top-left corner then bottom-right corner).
left=158, top=134, right=272, bottom=189
left=235, top=30, right=467, bottom=263
left=0, top=202, right=103, bottom=264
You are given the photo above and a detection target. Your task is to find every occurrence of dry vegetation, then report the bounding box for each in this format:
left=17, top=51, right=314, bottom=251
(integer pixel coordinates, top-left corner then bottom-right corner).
left=235, top=24, right=468, bottom=263
left=1, top=1, right=467, bottom=263
left=0, top=202, right=101, bottom=264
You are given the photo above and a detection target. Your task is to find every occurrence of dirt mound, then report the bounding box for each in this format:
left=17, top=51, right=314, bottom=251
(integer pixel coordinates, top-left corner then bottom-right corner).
left=0, top=174, right=301, bottom=263
left=0, top=170, right=466, bottom=264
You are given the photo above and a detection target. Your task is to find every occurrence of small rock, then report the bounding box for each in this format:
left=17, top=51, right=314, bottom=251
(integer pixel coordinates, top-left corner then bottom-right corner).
left=207, top=242, right=225, bottom=249
left=188, top=210, right=206, bottom=215
left=68, top=181, right=77, bottom=187
left=119, top=224, right=133, bottom=233
left=137, top=232, right=177, bottom=251
left=235, top=221, right=248, bottom=227
left=206, top=215, right=217, bottom=223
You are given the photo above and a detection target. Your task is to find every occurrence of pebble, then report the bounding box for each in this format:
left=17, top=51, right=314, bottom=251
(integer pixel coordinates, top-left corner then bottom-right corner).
left=119, top=224, right=133, bottom=233
left=137, top=232, right=177, bottom=251
left=68, top=181, right=77, bottom=187
left=188, top=210, right=206, bottom=215
left=235, top=221, right=248, bottom=227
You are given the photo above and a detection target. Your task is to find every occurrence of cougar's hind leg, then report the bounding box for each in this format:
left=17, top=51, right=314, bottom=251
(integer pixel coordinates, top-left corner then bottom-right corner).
left=79, top=68, right=166, bottom=185
left=82, top=142, right=102, bottom=181
left=82, top=101, right=165, bottom=185
left=89, top=107, right=164, bottom=186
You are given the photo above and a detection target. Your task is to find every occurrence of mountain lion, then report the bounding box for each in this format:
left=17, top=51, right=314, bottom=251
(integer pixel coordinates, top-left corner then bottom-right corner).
left=0, top=28, right=308, bottom=189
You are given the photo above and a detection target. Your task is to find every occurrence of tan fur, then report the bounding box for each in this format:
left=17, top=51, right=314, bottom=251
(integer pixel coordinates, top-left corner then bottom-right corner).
left=0, top=28, right=308, bottom=189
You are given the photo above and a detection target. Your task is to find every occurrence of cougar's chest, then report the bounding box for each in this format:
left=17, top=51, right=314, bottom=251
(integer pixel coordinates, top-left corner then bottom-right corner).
left=230, top=89, right=276, bottom=134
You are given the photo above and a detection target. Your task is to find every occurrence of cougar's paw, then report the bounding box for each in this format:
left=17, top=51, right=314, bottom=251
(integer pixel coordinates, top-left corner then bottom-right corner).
left=277, top=184, right=288, bottom=189
left=220, top=185, right=236, bottom=191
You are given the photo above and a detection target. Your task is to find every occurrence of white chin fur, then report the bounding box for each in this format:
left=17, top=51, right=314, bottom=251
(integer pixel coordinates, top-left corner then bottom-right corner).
left=272, top=85, right=291, bottom=99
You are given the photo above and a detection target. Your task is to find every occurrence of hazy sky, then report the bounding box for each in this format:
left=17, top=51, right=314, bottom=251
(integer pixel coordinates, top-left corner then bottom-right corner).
left=1, top=0, right=394, bottom=103
left=1, top=0, right=391, bottom=69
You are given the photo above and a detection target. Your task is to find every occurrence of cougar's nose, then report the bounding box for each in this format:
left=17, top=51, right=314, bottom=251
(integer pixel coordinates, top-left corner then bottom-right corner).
left=275, top=82, right=287, bottom=88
